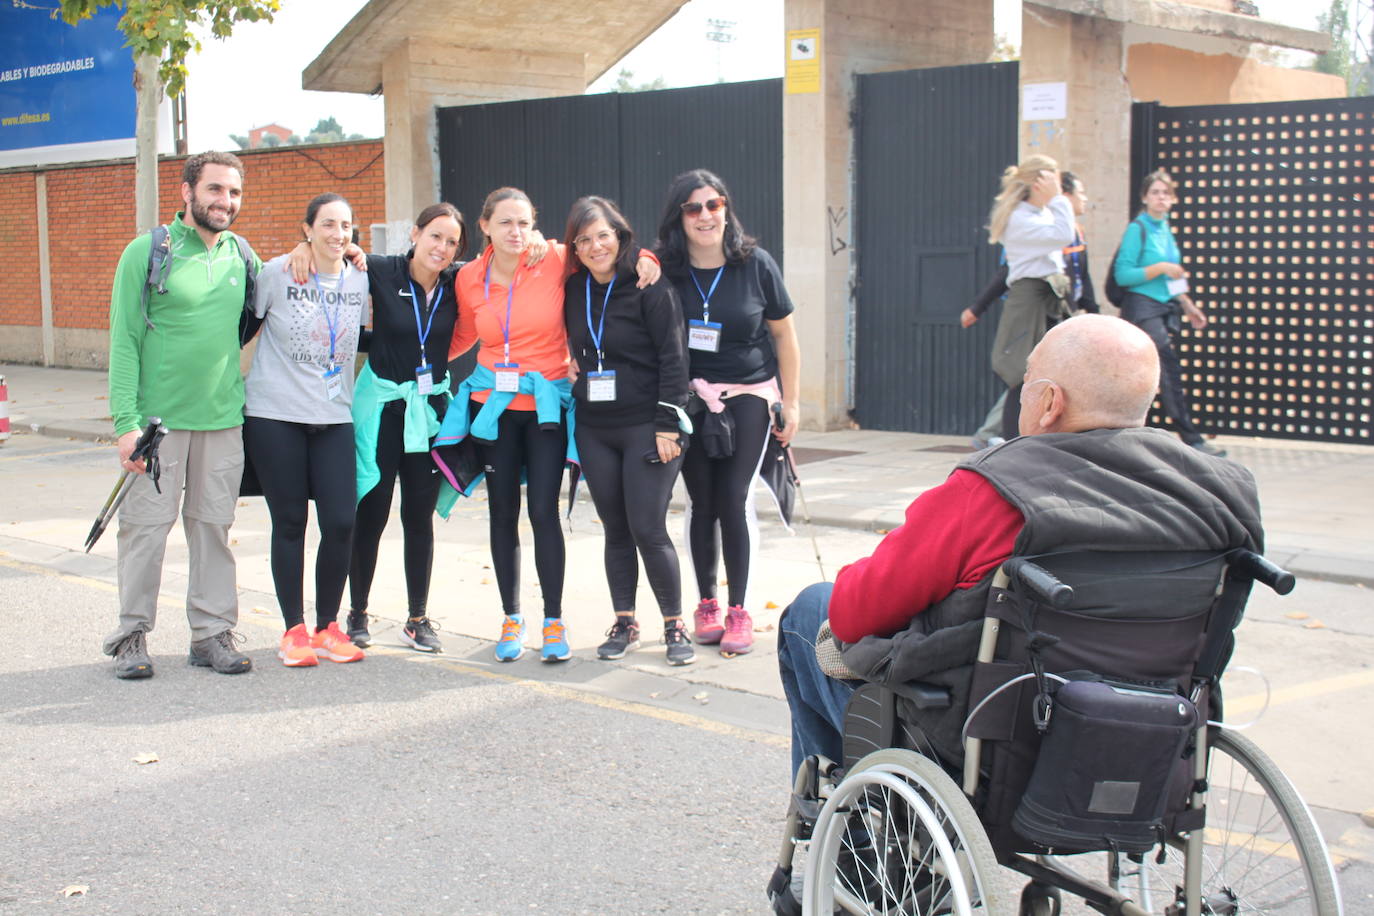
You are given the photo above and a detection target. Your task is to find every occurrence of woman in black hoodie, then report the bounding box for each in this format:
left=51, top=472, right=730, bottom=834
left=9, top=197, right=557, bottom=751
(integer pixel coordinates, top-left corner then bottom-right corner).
left=562, top=196, right=694, bottom=666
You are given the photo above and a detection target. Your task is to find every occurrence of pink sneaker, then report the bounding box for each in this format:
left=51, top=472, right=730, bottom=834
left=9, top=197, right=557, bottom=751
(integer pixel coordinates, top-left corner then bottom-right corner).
left=720, top=605, right=754, bottom=655
left=693, top=598, right=725, bottom=645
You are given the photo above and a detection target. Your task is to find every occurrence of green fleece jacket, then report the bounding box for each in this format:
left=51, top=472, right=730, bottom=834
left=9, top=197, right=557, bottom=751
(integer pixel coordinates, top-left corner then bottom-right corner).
left=108, top=215, right=261, bottom=436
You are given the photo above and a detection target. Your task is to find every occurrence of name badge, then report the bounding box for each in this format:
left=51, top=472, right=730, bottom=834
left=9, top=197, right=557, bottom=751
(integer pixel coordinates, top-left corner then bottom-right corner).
left=415, top=363, right=433, bottom=396
left=323, top=364, right=344, bottom=401
left=1166, top=277, right=1189, bottom=297
left=494, top=362, right=521, bottom=393
left=688, top=319, right=722, bottom=352
left=587, top=370, right=617, bottom=402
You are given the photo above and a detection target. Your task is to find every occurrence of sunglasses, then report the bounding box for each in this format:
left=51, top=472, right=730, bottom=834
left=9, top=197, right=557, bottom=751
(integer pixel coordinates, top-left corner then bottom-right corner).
left=680, top=196, right=727, bottom=217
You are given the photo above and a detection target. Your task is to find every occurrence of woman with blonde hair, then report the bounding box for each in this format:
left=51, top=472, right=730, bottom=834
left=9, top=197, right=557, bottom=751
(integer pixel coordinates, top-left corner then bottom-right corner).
left=985, top=155, right=1076, bottom=438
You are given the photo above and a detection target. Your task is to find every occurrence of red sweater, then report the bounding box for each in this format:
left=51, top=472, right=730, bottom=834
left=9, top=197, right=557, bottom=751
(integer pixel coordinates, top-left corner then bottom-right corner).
left=828, top=470, right=1024, bottom=644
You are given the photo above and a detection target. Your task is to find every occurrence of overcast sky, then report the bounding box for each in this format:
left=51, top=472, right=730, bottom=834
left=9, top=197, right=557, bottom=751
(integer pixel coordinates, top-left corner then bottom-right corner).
left=184, top=0, right=1337, bottom=151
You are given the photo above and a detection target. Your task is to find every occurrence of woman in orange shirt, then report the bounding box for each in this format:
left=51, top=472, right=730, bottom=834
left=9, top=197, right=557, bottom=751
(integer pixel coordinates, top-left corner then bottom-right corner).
left=449, top=187, right=658, bottom=663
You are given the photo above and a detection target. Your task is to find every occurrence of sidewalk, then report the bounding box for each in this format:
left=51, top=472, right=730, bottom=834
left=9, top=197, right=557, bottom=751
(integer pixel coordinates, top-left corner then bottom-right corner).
left=3, top=361, right=1372, bottom=587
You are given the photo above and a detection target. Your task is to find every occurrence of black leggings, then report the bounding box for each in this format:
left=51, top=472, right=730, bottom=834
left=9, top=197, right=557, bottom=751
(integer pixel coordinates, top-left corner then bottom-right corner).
left=681, top=394, right=772, bottom=609
left=243, top=417, right=356, bottom=630
left=475, top=403, right=567, bottom=618
left=1133, top=313, right=1202, bottom=444
left=350, top=406, right=441, bottom=616
left=575, top=422, right=684, bottom=618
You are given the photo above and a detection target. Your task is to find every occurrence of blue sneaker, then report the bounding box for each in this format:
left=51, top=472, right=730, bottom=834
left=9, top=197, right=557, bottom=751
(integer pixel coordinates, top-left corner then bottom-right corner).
left=495, top=614, right=525, bottom=662
left=541, top=617, right=571, bottom=663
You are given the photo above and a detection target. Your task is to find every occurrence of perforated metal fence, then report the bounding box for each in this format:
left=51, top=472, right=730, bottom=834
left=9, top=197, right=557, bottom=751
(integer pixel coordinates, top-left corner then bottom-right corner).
left=1132, top=97, right=1373, bottom=445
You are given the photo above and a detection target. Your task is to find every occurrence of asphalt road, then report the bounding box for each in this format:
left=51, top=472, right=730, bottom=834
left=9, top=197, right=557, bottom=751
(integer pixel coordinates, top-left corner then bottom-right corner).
left=2, top=433, right=1371, bottom=913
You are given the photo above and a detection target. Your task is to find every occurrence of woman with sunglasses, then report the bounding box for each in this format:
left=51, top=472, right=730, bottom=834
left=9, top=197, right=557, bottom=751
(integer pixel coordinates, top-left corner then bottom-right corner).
left=654, top=169, right=801, bottom=657
left=289, top=201, right=467, bottom=655
left=562, top=196, right=693, bottom=666
left=247, top=193, right=368, bottom=667
left=448, top=188, right=660, bottom=664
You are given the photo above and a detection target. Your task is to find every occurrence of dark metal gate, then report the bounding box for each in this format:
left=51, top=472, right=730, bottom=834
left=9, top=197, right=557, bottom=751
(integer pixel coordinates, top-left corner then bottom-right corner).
left=852, top=62, right=1019, bottom=433
left=437, top=79, right=783, bottom=265
left=1132, top=96, right=1373, bottom=445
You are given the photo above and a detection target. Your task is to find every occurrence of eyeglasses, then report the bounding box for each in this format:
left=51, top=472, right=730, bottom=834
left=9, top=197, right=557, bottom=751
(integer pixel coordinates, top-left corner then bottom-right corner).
left=573, top=229, right=617, bottom=251
left=680, top=196, right=727, bottom=217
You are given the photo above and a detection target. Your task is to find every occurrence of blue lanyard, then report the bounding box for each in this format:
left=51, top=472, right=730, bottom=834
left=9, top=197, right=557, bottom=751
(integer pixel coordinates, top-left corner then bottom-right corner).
left=483, top=261, right=518, bottom=362
left=585, top=272, right=616, bottom=371
left=312, top=269, right=343, bottom=364
left=690, top=265, right=724, bottom=322
left=408, top=278, right=441, bottom=363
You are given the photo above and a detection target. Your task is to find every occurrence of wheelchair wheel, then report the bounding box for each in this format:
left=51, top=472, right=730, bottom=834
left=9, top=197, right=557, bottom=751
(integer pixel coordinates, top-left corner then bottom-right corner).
left=804, top=748, right=1010, bottom=915
left=1062, top=729, right=1342, bottom=914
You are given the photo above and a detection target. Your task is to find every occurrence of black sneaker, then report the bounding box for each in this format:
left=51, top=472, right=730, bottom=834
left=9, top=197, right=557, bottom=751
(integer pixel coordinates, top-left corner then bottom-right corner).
left=664, top=619, right=696, bottom=666
left=188, top=630, right=252, bottom=674
left=113, top=630, right=154, bottom=679
left=597, top=617, right=640, bottom=660
left=400, top=616, right=442, bottom=653
left=346, top=609, right=371, bottom=648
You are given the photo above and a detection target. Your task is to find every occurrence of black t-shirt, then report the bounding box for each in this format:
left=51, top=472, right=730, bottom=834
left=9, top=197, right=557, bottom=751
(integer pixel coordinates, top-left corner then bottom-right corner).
left=667, top=246, right=794, bottom=384
left=362, top=252, right=460, bottom=415
left=564, top=257, right=688, bottom=430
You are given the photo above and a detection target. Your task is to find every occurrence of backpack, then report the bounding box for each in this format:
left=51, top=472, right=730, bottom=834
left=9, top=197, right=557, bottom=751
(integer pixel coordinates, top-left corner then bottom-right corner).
left=1103, top=218, right=1147, bottom=309
left=140, top=224, right=261, bottom=345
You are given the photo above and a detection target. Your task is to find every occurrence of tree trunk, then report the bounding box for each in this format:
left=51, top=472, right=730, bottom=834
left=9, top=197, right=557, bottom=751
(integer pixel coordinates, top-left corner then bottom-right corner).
left=133, top=53, right=161, bottom=234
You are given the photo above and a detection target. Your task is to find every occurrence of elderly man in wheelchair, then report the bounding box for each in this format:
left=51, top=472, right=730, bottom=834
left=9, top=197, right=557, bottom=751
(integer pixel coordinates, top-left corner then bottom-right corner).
left=769, top=315, right=1342, bottom=915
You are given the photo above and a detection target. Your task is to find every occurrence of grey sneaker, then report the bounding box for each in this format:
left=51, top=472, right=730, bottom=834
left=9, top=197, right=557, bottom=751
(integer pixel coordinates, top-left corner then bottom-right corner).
left=188, top=630, right=252, bottom=674
left=664, top=619, right=696, bottom=667
left=113, top=630, right=154, bottom=679
left=346, top=609, right=371, bottom=648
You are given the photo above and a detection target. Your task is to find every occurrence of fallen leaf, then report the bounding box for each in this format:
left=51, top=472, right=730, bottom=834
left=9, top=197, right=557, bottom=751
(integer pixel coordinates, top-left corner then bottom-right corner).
left=480, top=577, right=490, bottom=585
left=251, top=606, right=272, bottom=616
left=1284, top=611, right=1309, bottom=620
left=1303, top=621, right=1327, bottom=629
left=755, top=623, right=776, bottom=633
left=133, top=752, right=159, bottom=765
left=61, top=885, right=88, bottom=898
left=876, top=528, right=891, bottom=535
left=692, top=691, right=709, bottom=701
left=765, top=601, right=779, bottom=610
left=230, top=538, right=239, bottom=546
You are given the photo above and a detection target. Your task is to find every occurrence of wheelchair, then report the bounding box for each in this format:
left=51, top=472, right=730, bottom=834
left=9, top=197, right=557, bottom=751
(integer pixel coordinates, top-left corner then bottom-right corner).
left=769, top=548, right=1343, bottom=915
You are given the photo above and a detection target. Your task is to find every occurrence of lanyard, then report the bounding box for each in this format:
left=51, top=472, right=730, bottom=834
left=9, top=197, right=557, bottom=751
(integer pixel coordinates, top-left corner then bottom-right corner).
left=585, top=273, right=616, bottom=372
left=408, top=278, right=441, bottom=363
left=312, top=269, right=343, bottom=364
left=690, top=265, right=724, bottom=323
left=483, top=261, right=518, bottom=363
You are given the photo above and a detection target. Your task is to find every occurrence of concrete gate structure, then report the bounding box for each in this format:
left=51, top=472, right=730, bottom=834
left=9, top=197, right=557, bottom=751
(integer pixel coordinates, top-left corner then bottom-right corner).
left=304, top=0, right=1337, bottom=432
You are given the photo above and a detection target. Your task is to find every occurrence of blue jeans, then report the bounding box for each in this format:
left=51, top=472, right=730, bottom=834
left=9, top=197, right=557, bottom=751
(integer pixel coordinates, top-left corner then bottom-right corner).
left=778, top=582, right=860, bottom=778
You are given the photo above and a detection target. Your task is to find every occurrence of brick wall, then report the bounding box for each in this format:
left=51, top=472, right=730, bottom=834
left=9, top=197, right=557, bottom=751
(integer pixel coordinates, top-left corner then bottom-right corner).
left=0, top=171, right=41, bottom=327
left=1, top=140, right=384, bottom=361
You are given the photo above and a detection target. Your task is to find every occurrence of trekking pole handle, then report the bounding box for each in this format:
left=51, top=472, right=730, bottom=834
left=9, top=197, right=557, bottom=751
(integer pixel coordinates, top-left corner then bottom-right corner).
left=129, top=417, right=163, bottom=463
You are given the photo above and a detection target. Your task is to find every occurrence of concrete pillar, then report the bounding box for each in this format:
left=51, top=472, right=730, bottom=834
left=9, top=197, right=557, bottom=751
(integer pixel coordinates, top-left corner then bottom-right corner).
left=381, top=39, right=588, bottom=224
left=783, top=0, right=994, bottom=430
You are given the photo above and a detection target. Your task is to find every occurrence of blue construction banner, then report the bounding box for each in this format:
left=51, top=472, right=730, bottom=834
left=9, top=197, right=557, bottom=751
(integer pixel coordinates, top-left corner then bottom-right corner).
left=0, top=5, right=136, bottom=162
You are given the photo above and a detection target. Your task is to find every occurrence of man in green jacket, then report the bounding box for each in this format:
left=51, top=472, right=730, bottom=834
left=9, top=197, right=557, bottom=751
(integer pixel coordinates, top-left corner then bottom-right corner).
left=102, top=151, right=261, bottom=678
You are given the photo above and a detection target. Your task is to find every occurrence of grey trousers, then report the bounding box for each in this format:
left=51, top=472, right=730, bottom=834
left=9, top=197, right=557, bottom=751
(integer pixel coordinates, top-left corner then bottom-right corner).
left=102, top=427, right=244, bottom=655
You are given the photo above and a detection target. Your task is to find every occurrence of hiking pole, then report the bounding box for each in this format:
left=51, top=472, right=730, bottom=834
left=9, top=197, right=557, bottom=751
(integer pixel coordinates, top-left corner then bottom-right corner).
left=771, top=403, right=826, bottom=581
left=84, top=418, right=167, bottom=552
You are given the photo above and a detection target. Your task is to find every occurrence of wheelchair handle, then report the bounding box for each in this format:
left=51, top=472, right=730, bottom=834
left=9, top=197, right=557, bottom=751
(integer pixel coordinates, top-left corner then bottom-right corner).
left=1003, top=558, right=1074, bottom=610
left=1230, top=549, right=1296, bottom=595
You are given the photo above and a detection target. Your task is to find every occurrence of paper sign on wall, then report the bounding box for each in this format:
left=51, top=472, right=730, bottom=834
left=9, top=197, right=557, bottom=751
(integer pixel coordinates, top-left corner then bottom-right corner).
left=1022, top=82, right=1067, bottom=120
left=785, top=29, right=821, bottom=95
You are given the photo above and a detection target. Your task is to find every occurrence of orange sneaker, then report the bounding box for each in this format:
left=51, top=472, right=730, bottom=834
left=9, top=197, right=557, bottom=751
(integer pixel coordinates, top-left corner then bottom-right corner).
left=311, top=621, right=364, bottom=663
left=279, top=624, right=318, bottom=667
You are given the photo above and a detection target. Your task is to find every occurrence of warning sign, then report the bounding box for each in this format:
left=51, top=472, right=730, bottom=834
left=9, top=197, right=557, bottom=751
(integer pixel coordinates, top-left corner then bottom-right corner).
left=785, top=29, right=821, bottom=95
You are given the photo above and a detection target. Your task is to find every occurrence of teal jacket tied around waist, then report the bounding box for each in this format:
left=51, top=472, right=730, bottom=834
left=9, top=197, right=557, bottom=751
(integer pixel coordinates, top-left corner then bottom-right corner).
left=351, top=361, right=451, bottom=503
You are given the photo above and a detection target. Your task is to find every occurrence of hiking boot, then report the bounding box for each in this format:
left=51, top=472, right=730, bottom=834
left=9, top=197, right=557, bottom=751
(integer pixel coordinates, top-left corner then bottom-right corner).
left=400, top=616, right=442, bottom=653
left=278, top=624, right=319, bottom=668
left=345, top=609, right=371, bottom=648
left=1187, top=438, right=1227, bottom=458
left=189, top=630, right=253, bottom=674
left=112, top=630, right=154, bottom=680
left=495, top=614, right=525, bottom=662
left=541, top=618, right=571, bottom=663
left=664, top=619, right=696, bottom=666
left=693, top=597, right=725, bottom=645
left=597, top=617, right=640, bottom=660
left=720, top=605, right=754, bottom=656
left=312, top=621, right=364, bottom=663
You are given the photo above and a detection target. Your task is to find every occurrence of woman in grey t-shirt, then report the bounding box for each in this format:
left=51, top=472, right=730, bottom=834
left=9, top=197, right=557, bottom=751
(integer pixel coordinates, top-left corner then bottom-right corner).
left=244, top=193, right=369, bottom=668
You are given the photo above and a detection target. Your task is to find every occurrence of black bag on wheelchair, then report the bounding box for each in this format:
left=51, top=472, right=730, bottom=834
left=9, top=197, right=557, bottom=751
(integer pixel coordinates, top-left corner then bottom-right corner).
left=1012, top=676, right=1199, bottom=854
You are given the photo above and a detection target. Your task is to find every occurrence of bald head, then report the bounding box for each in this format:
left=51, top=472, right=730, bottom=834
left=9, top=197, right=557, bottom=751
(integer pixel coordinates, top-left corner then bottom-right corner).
left=1019, top=315, right=1160, bottom=436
